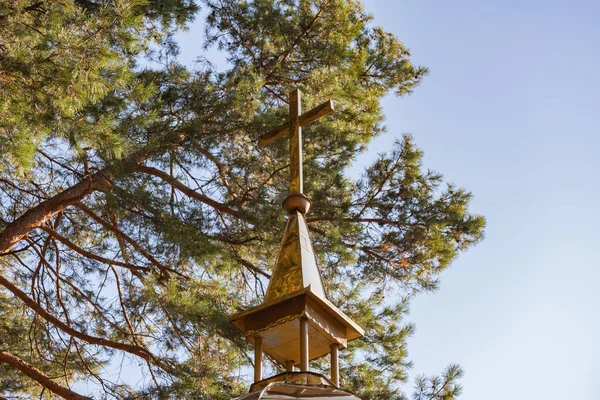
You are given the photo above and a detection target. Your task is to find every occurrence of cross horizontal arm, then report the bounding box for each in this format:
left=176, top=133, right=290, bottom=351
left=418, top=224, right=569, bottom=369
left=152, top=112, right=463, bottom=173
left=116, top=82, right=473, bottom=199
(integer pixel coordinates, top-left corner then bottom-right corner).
left=258, top=100, right=335, bottom=147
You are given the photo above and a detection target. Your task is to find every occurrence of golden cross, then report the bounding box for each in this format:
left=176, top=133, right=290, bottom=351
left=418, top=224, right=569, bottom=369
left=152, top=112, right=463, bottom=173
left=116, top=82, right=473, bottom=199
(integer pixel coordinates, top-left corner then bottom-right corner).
left=258, top=89, right=334, bottom=194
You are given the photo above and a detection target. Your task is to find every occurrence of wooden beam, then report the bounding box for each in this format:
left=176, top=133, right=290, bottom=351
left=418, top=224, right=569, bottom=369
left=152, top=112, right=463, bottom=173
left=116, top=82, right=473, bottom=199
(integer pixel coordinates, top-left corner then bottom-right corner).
left=300, top=317, right=309, bottom=371
left=254, top=336, right=263, bottom=382
left=286, top=359, right=296, bottom=371
left=299, top=99, right=335, bottom=127
left=330, top=343, right=339, bottom=387
left=258, top=100, right=334, bottom=147
left=289, top=89, right=303, bottom=193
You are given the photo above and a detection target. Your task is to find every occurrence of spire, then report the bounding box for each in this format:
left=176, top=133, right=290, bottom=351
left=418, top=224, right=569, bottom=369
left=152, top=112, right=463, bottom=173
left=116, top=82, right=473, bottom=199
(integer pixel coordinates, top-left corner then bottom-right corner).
left=260, top=88, right=330, bottom=302
left=229, top=89, right=363, bottom=391
left=263, top=209, right=326, bottom=302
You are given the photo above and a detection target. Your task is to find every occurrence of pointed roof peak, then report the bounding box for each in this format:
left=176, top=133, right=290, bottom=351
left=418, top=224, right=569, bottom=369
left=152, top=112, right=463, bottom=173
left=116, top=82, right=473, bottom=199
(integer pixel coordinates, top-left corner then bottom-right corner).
left=264, top=207, right=326, bottom=303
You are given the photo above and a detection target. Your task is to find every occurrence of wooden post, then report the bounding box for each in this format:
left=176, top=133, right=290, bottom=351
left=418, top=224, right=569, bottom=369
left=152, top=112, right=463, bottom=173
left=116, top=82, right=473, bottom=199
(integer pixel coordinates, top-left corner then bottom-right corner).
left=330, top=343, right=339, bottom=387
left=300, top=317, right=309, bottom=371
left=254, top=336, right=263, bottom=382
left=286, top=360, right=295, bottom=371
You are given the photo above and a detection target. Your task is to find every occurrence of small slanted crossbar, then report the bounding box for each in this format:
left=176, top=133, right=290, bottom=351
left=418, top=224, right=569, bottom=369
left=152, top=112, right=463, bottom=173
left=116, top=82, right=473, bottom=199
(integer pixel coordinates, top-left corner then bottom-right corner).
left=258, top=89, right=335, bottom=194
left=258, top=99, right=334, bottom=147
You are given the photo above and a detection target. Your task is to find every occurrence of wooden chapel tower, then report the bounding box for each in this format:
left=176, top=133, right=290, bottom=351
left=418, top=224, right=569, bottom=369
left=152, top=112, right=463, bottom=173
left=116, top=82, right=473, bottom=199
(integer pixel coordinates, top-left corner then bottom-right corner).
left=229, top=89, right=364, bottom=399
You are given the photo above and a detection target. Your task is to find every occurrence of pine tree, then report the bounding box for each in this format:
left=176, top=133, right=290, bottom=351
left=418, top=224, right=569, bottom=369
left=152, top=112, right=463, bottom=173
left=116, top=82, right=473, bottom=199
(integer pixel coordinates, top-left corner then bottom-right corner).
left=0, top=1, right=485, bottom=398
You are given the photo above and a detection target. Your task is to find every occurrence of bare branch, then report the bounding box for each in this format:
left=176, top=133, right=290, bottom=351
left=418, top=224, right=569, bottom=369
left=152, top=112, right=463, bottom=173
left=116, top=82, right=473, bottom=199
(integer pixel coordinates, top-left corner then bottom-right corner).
left=40, top=226, right=151, bottom=278
left=0, top=273, right=171, bottom=373
left=0, top=350, right=92, bottom=400
left=136, top=164, right=244, bottom=219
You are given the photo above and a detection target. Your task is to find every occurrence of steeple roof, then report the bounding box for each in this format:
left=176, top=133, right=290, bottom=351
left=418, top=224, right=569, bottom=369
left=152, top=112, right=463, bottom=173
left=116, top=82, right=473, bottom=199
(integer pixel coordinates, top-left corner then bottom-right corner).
left=263, top=209, right=326, bottom=302
left=229, top=194, right=364, bottom=365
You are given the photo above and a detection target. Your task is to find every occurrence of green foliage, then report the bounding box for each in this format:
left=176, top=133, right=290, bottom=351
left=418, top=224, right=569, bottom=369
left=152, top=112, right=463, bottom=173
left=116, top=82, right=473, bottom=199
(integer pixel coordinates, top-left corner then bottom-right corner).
left=0, top=0, right=198, bottom=171
left=0, top=1, right=484, bottom=399
left=414, top=365, right=464, bottom=400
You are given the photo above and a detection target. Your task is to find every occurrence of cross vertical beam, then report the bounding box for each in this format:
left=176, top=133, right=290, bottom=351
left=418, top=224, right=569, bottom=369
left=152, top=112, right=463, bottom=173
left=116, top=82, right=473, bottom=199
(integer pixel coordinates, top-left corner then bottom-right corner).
left=257, top=88, right=335, bottom=197
left=289, top=89, right=303, bottom=194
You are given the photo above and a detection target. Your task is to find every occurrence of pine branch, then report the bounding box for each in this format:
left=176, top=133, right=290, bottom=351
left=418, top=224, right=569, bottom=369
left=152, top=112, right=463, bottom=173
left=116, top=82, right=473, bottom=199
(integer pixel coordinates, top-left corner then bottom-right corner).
left=0, top=350, right=90, bottom=400
left=0, top=172, right=111, bottom=253
left=76, top=202, right=184, bottom=280
left=136, top=164, right=244, bottom=219
left=0, top=273, right=173, bottom=374
left=40, top=226, right=151, bottom=278
left=0, top=138, right=188, bottom=254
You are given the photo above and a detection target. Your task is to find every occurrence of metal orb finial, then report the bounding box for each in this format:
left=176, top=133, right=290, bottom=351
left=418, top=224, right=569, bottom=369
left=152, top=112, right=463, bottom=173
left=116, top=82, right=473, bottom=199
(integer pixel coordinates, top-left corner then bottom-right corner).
left=282, top=192, right=311, bottom=214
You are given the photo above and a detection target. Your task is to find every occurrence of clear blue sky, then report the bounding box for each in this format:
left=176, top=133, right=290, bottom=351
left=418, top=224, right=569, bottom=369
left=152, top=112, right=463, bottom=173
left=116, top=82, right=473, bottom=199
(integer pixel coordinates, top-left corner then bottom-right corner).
left=175, top=1, right=600, bottom=399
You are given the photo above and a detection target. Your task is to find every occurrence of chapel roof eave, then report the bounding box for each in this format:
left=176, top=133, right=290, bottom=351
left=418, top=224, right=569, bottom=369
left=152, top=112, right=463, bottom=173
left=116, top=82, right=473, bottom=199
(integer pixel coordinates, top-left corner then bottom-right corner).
left=229, top=286, right=364, bottom=341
